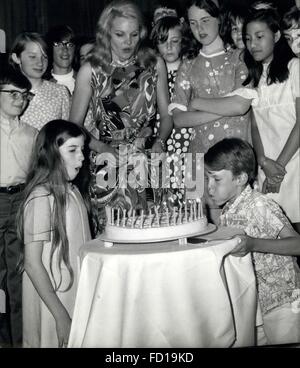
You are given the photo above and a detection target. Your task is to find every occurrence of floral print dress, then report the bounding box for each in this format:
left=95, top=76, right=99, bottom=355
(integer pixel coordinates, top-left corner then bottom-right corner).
left=171, top=47, right=251, bottom=154
left=88, top=60, right=158, bottom=228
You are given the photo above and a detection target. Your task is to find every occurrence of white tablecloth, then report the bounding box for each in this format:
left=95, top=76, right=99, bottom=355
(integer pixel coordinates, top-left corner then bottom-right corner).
left=68, top=231, right=258, bottom=348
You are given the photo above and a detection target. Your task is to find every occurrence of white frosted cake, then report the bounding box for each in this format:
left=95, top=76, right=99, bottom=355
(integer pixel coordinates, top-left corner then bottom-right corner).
left=101, top=200, right=213, bottom=245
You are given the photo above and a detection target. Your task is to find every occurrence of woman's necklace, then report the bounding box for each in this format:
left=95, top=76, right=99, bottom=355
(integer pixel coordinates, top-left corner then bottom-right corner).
left=111, top=56, right=136, bottom=68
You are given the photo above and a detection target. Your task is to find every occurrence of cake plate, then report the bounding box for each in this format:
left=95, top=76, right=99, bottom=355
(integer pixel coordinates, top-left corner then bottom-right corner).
left=99, top=223, right=217, bottom=247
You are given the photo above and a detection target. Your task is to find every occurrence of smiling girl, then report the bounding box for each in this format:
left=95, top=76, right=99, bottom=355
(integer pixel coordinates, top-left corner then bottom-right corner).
left=9, top=33, right=70, bottom=130
left=243, top=5, right=300, bottom=232
left=18, top=120, right=92, bottom=347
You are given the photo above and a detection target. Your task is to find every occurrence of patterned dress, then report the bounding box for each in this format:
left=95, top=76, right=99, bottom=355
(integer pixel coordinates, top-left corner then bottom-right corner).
left=220, top=185, right=300, bottom=316
left=88, top=59, right=158, bottom=226
left=171, top=47, right=251, bottom=154
left=154, top=66, right=194, bottom=203
left=90, top=60, right=157, bottom=147
left=21, top=80, right=70, bottom=130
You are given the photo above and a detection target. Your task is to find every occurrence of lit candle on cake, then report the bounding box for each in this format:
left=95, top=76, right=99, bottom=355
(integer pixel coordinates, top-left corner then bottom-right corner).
left=155, top=206, right=160, bottom=226
left=179, top=203, right=182, bottom=224
left=184, top=201, right=187, bottom=222
left=127, top=208, right=132, bottom=226
left=189, top=201, right=193, bottom=221
left=117, top=208, right=120, bottom=226
left=172, top=207, right=176, bottom=225
left=149, top=207, right=153, bottom=227
left=111, top=207, right=114, bottom=225
left=200, top=199, right=203, bottom=218
left=166, top=207, right=169, bottom=225
left=122, top=209, right=126, bottom=227
left=197, top=199, right=201, bottom=219
left=106, top=207, right=112, bottom=225
left=193, top=201, right=197, bottom=221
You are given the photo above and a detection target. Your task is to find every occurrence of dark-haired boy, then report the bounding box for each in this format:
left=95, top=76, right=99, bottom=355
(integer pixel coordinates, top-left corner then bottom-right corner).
left=45, top=25, right=76, bottom=94
left=204, top=138, right=300, bottom=346
left=0, top=64, right=37, bottom=347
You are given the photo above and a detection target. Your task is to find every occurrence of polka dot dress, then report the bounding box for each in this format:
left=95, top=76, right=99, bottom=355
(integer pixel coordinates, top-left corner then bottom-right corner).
left=155, top=68, right=193, bottom=203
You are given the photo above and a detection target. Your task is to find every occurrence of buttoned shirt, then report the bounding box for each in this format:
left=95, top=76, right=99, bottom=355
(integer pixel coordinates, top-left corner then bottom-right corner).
left=220, top=185, right=300, bottom=315
left=0, top=115, right=38, bottom=186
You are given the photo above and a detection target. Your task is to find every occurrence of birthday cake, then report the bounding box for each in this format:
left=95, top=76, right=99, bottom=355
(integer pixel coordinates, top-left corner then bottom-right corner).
left=95, top=143, right=214, bottom=245
left=101, top=200, right=215, bottom=245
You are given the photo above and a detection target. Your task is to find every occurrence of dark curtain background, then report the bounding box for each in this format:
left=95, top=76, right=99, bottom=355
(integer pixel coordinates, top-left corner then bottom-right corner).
left=0, top=0, right=297, bottom=52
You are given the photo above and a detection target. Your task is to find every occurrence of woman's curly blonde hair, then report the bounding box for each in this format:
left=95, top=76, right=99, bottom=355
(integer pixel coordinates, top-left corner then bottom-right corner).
left=88, top=0, right=156, bottom=73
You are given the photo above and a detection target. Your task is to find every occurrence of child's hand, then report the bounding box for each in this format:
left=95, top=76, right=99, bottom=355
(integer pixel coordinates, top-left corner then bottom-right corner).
left=187, top=99, right=198, bottom=111
left=264, top=178, right=282, bottom=194
left=261, top=157, right=286, bottom=183
left=229, top=234, right=249, bottom=257
left=262, top=177, right=282, bottom=194
left=56, top=311, right=72, bottom=348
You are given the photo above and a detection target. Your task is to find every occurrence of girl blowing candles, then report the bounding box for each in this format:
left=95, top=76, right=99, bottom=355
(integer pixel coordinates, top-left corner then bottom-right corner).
left=9, top=32, right=70, bottom=130
left=243, top=5, right=300, bottom=232
left=18, top=120, right=92, bottom=348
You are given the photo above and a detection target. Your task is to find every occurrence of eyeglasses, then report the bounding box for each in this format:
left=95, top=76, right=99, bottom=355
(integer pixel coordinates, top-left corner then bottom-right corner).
left=53, top=41, right=75, bottom=49
left=0, top=89, right=35, bottom=101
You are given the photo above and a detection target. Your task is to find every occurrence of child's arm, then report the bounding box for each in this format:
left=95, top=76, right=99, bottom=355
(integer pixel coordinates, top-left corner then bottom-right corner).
left=70, top=62, right=92, bottom=125
left=152, top=57, right=173, bottom=152
left=189, top=95, right=252, bottom=116
left=276, top=97, right=300, bottom=168
left=231, top=226, right=300, bottom=257
left=173, top=109, right=221, bottom=128
left=251, top=110, right=286, bottom=192
left=24, top=241, right=72, bottom=347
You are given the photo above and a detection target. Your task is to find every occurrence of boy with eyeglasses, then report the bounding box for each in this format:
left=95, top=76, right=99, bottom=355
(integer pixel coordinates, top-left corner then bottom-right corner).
left=0, top=63, right=37, bottom=347
left=45, top=25, right=76, bottom=94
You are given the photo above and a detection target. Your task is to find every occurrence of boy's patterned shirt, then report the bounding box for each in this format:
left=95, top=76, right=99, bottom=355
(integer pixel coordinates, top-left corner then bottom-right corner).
left=220, top=185, right=300, bottom=315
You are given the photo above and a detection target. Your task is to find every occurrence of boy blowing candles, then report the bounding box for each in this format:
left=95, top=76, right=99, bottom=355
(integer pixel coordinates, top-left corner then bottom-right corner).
left=204, top=138, right=300, bottom=346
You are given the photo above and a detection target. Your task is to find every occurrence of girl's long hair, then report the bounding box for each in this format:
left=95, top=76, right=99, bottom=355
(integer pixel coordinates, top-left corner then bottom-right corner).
left=17, top=120, right=92, bottom=292
left=242, top=7, right=295, bottom=87
left=185, top=0, right=226, bottom=59
left=88, top=0, right=156, bottom=73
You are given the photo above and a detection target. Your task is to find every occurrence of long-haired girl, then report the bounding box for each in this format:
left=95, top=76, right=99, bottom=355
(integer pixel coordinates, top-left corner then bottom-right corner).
left=243, top=5, right=300, bottom=234
left=18, top=120, right=92, bottom=348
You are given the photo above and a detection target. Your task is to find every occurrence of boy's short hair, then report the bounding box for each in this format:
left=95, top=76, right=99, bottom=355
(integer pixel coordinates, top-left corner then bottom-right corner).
left=282, top=6, right=300, bottom=30
left=204, top=138, right=257, bottom=185
left=0, top=62, right=32, bottom=90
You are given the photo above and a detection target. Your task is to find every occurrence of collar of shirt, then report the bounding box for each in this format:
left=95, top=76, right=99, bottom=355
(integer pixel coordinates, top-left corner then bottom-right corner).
left=0, top=114, right=20, bottom=133
left=221, top=184, right=252, bottom=216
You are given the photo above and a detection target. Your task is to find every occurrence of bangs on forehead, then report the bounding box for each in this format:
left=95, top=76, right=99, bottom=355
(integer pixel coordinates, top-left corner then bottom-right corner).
left=34, top=41, right=48, bottom=57
left=56, top=131, right=85, bottom=147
